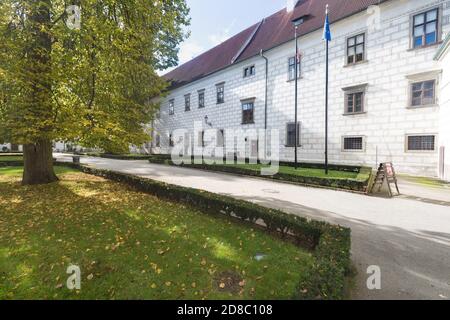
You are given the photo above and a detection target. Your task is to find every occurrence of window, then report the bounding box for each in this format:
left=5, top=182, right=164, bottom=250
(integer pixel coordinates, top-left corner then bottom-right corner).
left=169, top=133, right=174, bottom=147
left=407, top=135, right=435, bottom=151
left=216, top=83, right=225, bottom=104
left=242, top=101, right=254, bottom=124
left=198, top=90, right=205, bottom=108
left=343, top=137, right=364, bottom=151
left=413, top=8, right=439, bottom=48
left=244, top=65, right=255, bottom=78
left=347, top=33, right=365, bottom=64
left=411, top=80, right=435, bottom=106
left=155, top=134, right=160, bottom=148
left=288, top=56, right=301, bottom=81
left=346, top=92, right=364, bottom=114
left=184, top=94, right=191, bottom=112
left=286, top=123, right=301, bottom=147
left=169, top=99, right=174, bottom=115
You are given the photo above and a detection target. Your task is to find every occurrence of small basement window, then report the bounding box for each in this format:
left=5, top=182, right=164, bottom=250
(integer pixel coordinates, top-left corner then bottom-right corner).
left=343, top=136, right=364, bottom=151
left=407, top=135, right=436, bottom=151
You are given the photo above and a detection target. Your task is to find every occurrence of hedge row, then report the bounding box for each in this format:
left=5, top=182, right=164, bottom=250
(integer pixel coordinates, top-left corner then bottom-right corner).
left=0, top=161, right=24, bottom=167
left=73, top=153, right=152, bottom=160
left=57, top=162, right=351, bottom=300
left=147, top=157, right=371, bottom=193
left=148, top=154, right=362, bottom=173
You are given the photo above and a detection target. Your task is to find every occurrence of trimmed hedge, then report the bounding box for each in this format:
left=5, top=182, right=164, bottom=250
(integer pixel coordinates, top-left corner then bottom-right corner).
left=0, top=161, right=23, bottom=167
left=56, top=162, right=352, bottom=300
left=74, top=152, right=152, bottom=160
left=148, top=156, right=372, bottom=193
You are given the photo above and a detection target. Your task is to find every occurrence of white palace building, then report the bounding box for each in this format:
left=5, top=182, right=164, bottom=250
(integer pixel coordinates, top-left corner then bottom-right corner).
left=153, top=0, right=450, bottom=181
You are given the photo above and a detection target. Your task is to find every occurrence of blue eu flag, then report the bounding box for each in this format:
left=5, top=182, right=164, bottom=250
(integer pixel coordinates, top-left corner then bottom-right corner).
left=323, top=5, right=332, bottom=41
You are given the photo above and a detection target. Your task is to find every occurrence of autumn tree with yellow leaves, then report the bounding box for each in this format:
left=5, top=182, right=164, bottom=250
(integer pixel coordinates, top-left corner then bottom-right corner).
left=0, top=0, right=189, bottom=185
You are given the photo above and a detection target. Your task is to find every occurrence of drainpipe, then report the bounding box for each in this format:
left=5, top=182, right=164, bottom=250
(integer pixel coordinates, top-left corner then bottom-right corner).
left=260, top=49, right=269, bottom=131
left=260, top=49, right=269, bottom=161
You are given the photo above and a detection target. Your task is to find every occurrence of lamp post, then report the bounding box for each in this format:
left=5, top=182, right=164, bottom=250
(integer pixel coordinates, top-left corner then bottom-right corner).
left=293, top=17, right=304, bottom=170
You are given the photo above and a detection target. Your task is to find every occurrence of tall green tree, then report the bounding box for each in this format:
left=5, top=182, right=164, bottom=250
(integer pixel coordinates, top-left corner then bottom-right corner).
left=0, top=0, right=189, bottom=185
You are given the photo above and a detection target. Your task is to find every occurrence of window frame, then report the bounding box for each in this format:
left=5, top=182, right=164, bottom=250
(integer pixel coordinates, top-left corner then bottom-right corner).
left=285, top=122, right=301, bottom=148
left=405, top=134, right=437, bottom=153
left=342, top=84, right=368, bottom=115
left=168, top=99, right=175, bottom=115
left=346, top=33, right=366, bottom=65
left=342, top=136, right=365, bottom=152
left=241, top=99, right=255, bottom=125
left=409, top=80, right=436, bottom=107
left=216, top=83, right=225, bottom=104
left=184, top=94, right=191, bottom=112
left=288, top=56, right=301, bottom=81
left=243, top=65, right=256, bottom=78
left=198, top=90, right=205, bottom=109
left=410, top=6, right=442, bottom=49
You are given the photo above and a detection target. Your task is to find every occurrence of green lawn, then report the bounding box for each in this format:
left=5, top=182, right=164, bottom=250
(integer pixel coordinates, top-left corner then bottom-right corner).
left=398, top=174, right=450, bottom=188
left=0, top=156, right=23, bottom=162
left=0, top=167, right=313, bottom=300
left=224, top=163, right=366, bottom=180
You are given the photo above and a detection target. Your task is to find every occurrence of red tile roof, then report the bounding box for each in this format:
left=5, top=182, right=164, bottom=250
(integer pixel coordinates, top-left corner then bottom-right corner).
left=164, top=0, right=389, bottom=89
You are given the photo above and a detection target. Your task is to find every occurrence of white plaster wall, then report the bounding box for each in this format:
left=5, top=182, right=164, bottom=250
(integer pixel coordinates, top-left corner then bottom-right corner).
left=155, top=0, right=450, bottom=177
left=439, top=46, right=450, bottom=180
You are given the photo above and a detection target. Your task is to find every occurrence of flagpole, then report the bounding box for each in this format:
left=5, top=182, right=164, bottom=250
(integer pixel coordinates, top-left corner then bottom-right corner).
left=294, top=24, right=299, bottom=170
left=325, top=38, right=329, bottom=175
left=324, top=4, right=330, bottom=175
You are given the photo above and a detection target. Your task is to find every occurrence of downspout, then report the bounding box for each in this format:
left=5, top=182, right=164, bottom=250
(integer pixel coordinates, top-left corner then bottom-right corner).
left=260, top=49, right=268, bottom=131
left=260, top=49, right=269, bottom=161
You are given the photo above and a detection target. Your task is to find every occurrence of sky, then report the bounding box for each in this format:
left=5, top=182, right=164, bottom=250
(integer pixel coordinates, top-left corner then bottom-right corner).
left=162, top=0, right=287, bottom=74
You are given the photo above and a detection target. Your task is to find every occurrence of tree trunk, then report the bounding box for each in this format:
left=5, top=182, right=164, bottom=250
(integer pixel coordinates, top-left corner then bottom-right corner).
left=22, top=139, right=58, bottom=186
left=21, top=1, right=57, bottom=186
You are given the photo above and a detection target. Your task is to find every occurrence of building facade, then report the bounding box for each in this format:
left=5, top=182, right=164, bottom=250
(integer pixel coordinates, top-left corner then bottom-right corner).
left=154, top=0, right=450, bottom=179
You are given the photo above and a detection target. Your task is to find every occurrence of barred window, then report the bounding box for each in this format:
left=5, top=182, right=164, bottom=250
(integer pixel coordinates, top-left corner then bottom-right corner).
left=413, top=9, right=439, bottom=48
left=407, top=135, right=435, bottom=151
left=347, top=34, right=365, bottom=64
left=343, top=137, right=364, bottom=151
left=411, top=80, right=435, bottom=106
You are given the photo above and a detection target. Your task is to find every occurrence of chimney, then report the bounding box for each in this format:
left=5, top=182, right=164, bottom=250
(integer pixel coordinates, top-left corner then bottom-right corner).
left=286, top=0, right=296, bottom=13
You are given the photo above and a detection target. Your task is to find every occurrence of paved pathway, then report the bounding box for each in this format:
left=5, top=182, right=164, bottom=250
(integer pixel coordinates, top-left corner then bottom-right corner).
left=56, top=154, right=450, bottom=300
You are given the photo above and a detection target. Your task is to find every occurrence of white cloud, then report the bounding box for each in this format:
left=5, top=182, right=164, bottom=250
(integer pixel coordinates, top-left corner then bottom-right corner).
left=158, top=41, right=204, bottom=75
left=208, top=19, right=236, bottom=46
left=178, top=41, right=205, bottom=64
